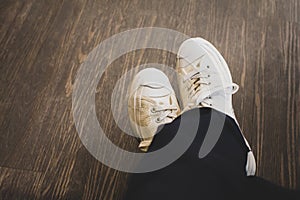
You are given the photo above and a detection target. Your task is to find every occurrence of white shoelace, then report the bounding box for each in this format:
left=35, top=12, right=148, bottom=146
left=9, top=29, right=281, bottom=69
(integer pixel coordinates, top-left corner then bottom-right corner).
left=133, top=85, right=179, bottom=124
left=183, top=70, right=239, bottom=107
left=151, top=105, right=178, bottom=123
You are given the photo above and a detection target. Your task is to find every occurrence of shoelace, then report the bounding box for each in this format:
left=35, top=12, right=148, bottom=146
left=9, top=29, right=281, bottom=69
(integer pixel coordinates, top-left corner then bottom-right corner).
left=150, top=105, right=178, bottom=123
left=185, top=72, right=211, bottom=95
left=183, top=70, right=239, bottom=107
left=133, top=84, right=179, bottom=124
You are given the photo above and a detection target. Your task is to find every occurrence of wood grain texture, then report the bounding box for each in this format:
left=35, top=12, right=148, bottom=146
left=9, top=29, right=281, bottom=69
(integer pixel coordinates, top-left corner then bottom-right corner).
left=0, top=167, right=42, bottom=199
left=0, top=0, right=299, bottom=199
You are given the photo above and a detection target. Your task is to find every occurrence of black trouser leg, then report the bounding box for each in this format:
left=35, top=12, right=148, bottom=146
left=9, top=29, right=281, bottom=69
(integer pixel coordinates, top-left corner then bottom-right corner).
left=124, top=108, right=299, bottom=200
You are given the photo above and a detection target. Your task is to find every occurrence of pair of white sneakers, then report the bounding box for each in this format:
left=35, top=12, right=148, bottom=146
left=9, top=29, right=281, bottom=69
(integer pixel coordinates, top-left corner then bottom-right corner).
left=127, top=38, right=256, bottom=176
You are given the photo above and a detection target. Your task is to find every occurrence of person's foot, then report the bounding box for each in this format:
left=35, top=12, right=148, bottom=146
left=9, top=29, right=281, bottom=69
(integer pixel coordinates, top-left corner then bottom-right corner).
left=176, top=38, right=256, bottom=176
left=128, top=68, right=180, bottom=152
left=176, top=37, right=239, bottom=120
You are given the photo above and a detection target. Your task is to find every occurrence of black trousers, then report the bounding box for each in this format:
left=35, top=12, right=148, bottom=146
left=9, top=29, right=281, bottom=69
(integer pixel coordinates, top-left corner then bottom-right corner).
left=124, top=108, right=299, bottom=200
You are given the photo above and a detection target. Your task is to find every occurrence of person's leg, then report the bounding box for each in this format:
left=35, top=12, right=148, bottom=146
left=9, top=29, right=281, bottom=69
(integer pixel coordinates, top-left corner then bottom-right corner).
left=176, top=37, right=257, bottom=176
left=174, top=38, right=300, bottom=199
left=124, top=39, right=246, bottom=199
left=125, top=107, right=300, bottom=200
left=124, top=38, right=299, bottom=199
left=125, top=108, right=246, bottom=200
left=125, top=108, right=249, bottom=200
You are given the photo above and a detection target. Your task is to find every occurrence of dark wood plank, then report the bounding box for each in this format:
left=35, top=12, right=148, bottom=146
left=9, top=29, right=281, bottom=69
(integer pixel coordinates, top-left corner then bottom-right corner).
left=0, top=167, right=42, bottom=199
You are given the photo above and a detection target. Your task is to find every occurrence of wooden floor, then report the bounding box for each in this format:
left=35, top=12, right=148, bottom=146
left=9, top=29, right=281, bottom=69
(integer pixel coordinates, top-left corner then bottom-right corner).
left=0, top=0, right=299, bottom=199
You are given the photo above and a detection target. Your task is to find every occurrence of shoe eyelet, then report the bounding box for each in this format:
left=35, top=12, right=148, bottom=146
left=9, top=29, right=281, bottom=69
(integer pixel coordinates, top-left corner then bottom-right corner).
left=207, top=75, right=210, bottom=77
left=208, top=96, right=212, bottom=99
left=207, top=65, right=210, bottom=68
left=208, top=82, right=211, bottom=85
left=210, top=104, right=213, bottom=106
left=155, top=118, right=161, bottom=123
left=150, top=108, right=156, bottom=113
left=197, top=63, right=200, bottom=67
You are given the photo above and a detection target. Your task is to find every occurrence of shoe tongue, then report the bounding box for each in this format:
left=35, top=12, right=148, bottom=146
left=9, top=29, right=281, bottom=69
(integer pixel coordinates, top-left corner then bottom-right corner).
left=141, top=83, right=171, bottom=98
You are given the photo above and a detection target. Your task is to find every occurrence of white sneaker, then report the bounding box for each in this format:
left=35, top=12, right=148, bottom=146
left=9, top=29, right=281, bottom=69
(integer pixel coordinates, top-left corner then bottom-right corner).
left=177, top=38, right=256, bottom=176
left=128, top=68, right=180, bottom=152
left=177, top=37, right=239, bottom=119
